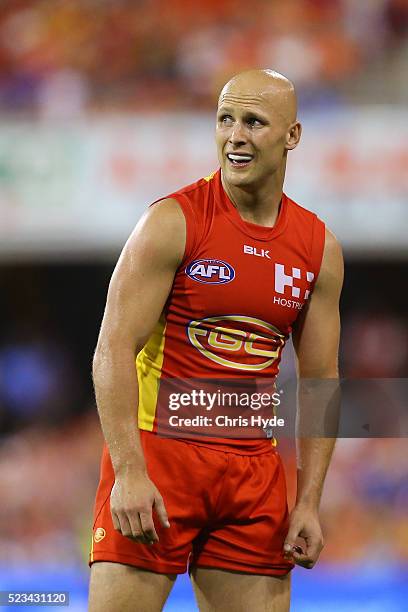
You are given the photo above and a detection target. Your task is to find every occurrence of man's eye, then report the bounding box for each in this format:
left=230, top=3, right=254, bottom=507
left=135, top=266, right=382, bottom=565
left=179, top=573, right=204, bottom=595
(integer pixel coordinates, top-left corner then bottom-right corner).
left=248, top=118, right=262, bottom=127
left=219, top=115, right=233, bottom=124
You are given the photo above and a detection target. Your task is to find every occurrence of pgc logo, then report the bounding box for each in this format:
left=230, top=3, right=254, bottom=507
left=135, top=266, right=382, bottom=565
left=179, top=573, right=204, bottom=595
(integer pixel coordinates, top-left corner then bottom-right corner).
left=186, top=259, right=235, bottom=285
left=187, top=315, right=285, bottom=371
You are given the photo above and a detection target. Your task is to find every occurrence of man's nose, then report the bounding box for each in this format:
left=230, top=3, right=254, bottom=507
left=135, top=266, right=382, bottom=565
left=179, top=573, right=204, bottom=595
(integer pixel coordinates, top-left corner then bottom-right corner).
left=229, top=122, right=247, bottom=145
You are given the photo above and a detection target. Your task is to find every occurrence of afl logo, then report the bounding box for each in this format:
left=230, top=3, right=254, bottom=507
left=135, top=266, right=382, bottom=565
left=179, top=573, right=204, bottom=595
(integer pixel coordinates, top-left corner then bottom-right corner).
left=187, top=315, right=285, bottom=371
left=186, top=259, right=235, bottom=284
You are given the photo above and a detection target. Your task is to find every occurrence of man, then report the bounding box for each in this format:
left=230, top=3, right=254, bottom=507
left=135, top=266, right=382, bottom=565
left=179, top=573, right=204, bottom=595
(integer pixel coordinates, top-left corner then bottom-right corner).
left=89, top=69, right=343, bottom=611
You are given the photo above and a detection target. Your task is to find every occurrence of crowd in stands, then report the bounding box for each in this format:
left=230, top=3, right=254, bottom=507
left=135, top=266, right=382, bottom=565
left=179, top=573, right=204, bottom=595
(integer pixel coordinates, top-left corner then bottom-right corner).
left=0, top=0, right=407, bottom=573
left=0, top=0, right=407, bottom=117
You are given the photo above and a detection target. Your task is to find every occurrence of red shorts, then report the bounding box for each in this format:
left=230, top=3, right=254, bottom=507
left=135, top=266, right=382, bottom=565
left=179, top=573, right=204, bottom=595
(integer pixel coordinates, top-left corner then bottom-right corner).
left=90, top=431, right=293, bottom=576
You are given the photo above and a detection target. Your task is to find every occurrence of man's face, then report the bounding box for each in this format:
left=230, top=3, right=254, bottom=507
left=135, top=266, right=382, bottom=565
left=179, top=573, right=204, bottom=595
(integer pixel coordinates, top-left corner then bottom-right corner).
left=215, top=93, right=295, bottom=189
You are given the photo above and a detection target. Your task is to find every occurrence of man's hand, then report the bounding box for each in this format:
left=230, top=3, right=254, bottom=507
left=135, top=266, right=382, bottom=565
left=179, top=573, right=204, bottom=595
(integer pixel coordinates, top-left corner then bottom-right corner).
left=110, top=471, right=170, bottom=545
left=283, top=503, right=324, bottom=569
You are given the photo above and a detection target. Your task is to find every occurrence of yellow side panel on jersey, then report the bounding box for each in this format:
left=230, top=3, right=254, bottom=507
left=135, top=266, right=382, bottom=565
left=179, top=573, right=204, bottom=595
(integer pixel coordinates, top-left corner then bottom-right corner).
left=136, top=314, right=167, bottom=431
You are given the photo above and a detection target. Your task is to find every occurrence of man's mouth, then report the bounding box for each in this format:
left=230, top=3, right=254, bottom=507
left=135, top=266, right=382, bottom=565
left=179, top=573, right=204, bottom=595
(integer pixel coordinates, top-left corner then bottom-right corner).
left=226, top=153, right=253, bottom=168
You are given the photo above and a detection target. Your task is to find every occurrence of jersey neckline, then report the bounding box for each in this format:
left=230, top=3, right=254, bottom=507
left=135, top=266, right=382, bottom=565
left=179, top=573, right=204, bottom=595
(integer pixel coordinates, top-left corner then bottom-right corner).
left=212, top=169, right=289, bottom=242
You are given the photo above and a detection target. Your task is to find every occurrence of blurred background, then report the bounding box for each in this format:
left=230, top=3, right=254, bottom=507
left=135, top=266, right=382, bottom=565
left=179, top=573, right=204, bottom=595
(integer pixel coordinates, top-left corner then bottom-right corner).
left=0, top=0, right=407, bottom=610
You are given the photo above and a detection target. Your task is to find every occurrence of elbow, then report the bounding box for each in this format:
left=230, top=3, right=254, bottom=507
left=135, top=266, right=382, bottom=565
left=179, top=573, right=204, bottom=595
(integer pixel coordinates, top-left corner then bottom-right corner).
left=92, top=343, right=107, bottom=387
left=92, top=335, right=142, bottom=383
left=92, top=333, right=118, bottom=382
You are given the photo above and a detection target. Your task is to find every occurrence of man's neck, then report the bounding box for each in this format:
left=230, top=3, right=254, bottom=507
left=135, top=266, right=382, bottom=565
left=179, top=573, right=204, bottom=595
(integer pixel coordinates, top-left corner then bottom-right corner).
left=221, top=165, right=286, bottom=228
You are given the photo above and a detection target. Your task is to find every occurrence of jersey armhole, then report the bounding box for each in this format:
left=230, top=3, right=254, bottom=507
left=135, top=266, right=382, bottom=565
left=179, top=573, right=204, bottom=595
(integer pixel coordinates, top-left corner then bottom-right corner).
left=149, top=194, right=197, bottom=267
left=170, top=193, right=198, bottom=266
left=310, top=215, right=326, bottom=286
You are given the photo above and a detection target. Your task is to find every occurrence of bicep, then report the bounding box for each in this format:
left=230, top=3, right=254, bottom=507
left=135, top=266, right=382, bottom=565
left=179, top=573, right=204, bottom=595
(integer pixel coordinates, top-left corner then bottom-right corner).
left=292, top=228, right=344, bottom=378
left=97, top=199, right=185, bottom=352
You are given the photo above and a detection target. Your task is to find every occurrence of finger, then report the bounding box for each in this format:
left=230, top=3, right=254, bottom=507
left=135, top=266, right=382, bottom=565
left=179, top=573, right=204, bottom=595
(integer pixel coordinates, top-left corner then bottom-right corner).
left=283, top=525, right=301, bottom=556
left=283, top=544, right=303, bottom=561
left=121, top=517, right=151, bottom=545
left=138, top=511, right=159, bottom=543
left=154, top=495, right=170, bottom=528
left=111, top=509, right=121, bottom=533
left=116, top=513, right=135, bottom=539
left=291, top=550, right=317, bottom=569
left=121, top=510, right=152, bottom=544
left=305, top=538, right=323, bottom=562
left=126, top=510, right=146, bottom=539
left=136, top=513, right=156, bottom=545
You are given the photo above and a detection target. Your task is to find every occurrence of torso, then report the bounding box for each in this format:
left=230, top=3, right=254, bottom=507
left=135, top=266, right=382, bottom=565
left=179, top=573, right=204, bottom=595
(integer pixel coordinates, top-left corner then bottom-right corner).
left=136, top=169, right=325, bottom=450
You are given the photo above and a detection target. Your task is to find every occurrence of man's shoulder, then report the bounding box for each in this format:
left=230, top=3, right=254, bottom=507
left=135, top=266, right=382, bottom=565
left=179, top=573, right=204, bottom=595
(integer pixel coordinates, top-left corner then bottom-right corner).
left=148, top=172, right=213, bottom=223
left=167, top=169, right=218, bottom=201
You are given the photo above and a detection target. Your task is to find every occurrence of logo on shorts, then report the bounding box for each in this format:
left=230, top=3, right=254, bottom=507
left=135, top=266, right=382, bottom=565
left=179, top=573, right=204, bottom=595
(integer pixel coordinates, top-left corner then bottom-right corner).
left=94, top=527, right=106, bottom=543
left=186, top=259, right=235, bottom=284
left=187, top=315, right=285, bottom=371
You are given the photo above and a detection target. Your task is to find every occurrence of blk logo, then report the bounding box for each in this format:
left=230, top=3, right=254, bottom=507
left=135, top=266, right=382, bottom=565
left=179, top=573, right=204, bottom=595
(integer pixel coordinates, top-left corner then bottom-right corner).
left=243, top=245, right=271, bottom=259
left=186, top=259, right=235, bottom=284
left=274, top=263, right=314, bottom=300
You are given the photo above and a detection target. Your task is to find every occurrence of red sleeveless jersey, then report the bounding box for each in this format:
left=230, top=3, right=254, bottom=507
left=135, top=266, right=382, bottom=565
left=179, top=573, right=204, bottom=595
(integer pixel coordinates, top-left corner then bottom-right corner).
left=136, top=169, right=325, bottom=449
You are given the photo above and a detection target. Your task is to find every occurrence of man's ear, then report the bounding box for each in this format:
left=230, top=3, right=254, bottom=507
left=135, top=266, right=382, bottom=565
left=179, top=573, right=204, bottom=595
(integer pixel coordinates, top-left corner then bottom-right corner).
left=286, top=121, right=302, bottom=150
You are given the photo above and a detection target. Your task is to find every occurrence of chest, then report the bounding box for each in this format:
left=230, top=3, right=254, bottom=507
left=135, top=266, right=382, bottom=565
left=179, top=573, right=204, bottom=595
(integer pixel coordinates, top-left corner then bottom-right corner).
left=172, top=222, right=315, bottom=335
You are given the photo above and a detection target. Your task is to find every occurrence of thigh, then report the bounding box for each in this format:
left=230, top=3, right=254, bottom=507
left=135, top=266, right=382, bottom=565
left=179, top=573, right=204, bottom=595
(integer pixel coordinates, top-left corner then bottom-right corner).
left=191, top=567, right=291, bottom=612
left=88, top=562, right=176, bottom=612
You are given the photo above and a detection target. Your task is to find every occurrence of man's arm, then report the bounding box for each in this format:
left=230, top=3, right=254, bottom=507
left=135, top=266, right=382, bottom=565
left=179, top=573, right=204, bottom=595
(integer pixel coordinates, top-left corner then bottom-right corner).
left=92, top=198, right=185, bottom=544
left=283, top=227, right=344, bottom=568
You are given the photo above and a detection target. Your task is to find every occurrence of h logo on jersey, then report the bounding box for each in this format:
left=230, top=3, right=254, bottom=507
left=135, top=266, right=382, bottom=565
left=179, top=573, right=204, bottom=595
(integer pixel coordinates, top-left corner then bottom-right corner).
left=274, top=263, right=314, bottom=300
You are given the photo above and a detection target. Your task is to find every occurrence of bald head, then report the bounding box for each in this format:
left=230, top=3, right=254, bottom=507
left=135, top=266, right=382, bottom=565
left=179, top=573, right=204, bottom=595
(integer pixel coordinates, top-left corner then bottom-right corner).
left=219, top=69, right=297, bottom=125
